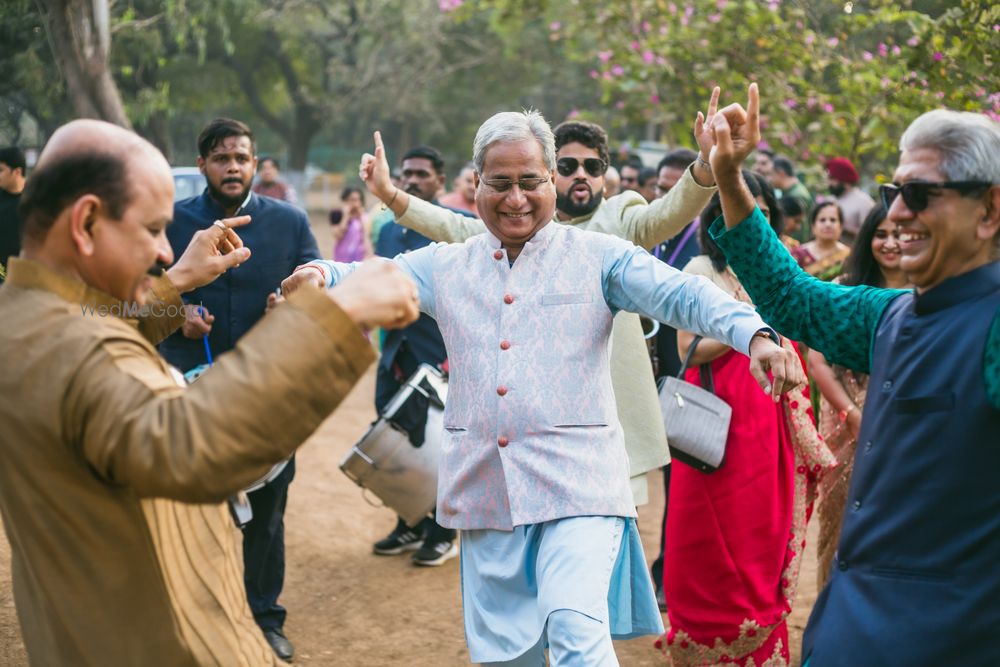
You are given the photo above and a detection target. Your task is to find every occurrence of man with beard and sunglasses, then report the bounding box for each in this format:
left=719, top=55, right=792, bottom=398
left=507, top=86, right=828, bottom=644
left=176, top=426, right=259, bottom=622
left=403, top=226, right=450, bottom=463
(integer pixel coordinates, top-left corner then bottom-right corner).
left=0, top=119, right=419, bottom=665
left=159, top=117, right=321, bottom=662
left=708, top=87, right=1000, bottom=666
left=368, top=145, right=476, bottom=567
left=353, top=91, right=724, bottom=514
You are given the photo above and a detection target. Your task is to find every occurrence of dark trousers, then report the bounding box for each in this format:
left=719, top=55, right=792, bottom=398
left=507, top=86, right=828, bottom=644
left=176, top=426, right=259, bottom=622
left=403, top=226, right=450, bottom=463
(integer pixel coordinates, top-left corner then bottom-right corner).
left=243, top=456, right=295, bottom=632
left=649, top=464, right=671, bottom=593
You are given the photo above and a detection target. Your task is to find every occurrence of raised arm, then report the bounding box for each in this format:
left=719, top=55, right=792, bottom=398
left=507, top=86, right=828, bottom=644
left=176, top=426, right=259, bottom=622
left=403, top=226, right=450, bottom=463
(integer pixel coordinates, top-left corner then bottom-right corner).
left=706, top=84, right=903, bottom=373
left=603, top=242, right=803, bottom=400
left=619, top=87, right=720, bottom=248
left=359, top=130, right=485, bottom=243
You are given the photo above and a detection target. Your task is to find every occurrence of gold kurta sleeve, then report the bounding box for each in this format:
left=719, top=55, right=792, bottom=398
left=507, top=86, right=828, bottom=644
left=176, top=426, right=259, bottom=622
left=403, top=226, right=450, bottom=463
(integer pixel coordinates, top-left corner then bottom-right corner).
left=136, top=274, right=186, bottom=345
left=63, top=284, right=375, bottom=503
left=396, top=196, right=487, bottom=243
left=617, top=166, right=716, bottom=249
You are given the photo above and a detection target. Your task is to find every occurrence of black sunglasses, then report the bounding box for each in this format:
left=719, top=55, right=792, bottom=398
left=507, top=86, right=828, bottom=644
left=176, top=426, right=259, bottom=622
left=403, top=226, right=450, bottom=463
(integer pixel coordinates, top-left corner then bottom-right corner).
left=879, top=180, right=991, bottom=213
left=556, top=157, right=607, bottom=178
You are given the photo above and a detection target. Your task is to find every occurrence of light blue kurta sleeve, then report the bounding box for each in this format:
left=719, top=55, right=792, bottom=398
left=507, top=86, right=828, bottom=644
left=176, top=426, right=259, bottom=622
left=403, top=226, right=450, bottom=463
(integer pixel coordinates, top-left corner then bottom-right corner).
left=307, top=245, right=441, bottom=319
left=601, top=242, right=771, bottom=356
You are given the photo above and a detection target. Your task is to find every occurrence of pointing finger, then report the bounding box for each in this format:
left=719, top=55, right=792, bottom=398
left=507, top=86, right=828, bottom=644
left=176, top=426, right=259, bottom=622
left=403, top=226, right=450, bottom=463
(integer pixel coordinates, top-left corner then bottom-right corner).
left=747, top=82, right=760, bottom=134
left=373, top=130, right=385, bottom=158
left=707, top=86, right=721, bottom=118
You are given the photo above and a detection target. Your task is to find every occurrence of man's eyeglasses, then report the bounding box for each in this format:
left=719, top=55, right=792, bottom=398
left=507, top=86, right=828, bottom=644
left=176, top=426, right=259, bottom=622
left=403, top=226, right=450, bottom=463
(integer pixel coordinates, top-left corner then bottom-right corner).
left=556, top=157, right=608, bottom=178
left=879, top=181, right=991, bottom=213
left=482, top=177, right=550, bottom=193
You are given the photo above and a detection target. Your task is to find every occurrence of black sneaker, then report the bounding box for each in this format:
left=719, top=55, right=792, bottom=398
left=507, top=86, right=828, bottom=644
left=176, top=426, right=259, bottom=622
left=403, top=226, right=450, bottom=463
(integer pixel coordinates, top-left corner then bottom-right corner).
left=411, top=539, right=459, bottom=566
left=372, top=520, right=424, bottom=555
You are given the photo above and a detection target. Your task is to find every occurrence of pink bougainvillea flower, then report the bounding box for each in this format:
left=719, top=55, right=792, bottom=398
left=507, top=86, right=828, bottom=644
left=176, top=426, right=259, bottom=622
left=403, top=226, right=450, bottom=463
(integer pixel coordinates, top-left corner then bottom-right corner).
left=598, top=50, right=613, bottom=63
left=630, top=40, right=641, bottom=51
left=642, top=50, right=655, bottom=64
left=907, top=36, right=919, bottom=46
left=892, top=45, right=901, bottom=55
left=590, top=70, right=599, bottom=79
left=615, top=101, right=626, bottom=110
left=785, top=98, right=798, bottom=109
left=757, top=139, right=771, bottom=151
left=827, top=37, right=839, bottom=47
left=708, top=13, right=721, bottom=23
left=878, top=43, right=888, bottom=56
left=933, top=52, right=943, bottom=61
left=863, top=51, right=873, bottom=61
left=650, top=93, right=661, bottom=104
left=549, top=21, right=561, bottom=31
left=822, top=103, right=834, bottom=113
left=612, top=65, right=625, bottom=76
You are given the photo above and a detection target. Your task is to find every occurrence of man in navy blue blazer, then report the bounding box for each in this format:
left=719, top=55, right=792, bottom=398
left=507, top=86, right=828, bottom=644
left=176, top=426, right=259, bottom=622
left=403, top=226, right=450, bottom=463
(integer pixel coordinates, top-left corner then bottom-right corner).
left=160, top=118, right=319, bottom=663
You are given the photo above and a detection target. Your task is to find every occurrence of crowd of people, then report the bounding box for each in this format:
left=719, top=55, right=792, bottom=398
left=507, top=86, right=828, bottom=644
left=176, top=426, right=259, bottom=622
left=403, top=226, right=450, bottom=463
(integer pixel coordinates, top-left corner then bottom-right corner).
left=0, top=81, right=997, bottom=667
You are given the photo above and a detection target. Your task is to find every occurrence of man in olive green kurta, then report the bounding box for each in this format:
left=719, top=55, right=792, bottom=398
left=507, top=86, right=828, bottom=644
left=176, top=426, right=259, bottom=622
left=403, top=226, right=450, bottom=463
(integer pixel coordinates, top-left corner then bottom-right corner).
left=0, top=120, right=418, bottom=666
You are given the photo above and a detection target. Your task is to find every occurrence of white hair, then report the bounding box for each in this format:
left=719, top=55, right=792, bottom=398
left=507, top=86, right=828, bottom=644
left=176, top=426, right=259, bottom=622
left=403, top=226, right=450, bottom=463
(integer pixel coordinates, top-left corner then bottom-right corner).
left=900, top=110, right=1000, bottom=183
left=472, top=110, right=556, bottom=174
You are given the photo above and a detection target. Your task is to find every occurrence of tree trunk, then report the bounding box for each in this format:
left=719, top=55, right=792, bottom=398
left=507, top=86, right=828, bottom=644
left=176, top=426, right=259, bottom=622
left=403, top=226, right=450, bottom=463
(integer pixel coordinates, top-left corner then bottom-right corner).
left=41, top=0, right=131, bottom=128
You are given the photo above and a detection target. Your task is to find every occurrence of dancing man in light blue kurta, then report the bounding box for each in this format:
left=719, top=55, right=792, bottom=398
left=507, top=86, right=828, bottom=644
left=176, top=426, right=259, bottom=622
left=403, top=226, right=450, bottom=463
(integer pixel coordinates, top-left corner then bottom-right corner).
left=282, top=111, right=804, bottom=666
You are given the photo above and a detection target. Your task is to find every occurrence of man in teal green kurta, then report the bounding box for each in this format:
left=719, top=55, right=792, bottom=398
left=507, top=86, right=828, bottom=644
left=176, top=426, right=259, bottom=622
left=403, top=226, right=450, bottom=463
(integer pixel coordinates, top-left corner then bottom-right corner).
left=704, top=85, right=1000, bottom=667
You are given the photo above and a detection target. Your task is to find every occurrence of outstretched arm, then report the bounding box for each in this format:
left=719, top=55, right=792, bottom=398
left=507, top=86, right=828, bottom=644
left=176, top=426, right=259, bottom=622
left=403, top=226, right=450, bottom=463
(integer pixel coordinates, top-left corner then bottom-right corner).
left=603, top=242, right=803, bottom=400
left=706, top=84, right=903, bottom=372
left=619, top=87, right=720, bottom=249
left=359, top=131, right=485, bottom=243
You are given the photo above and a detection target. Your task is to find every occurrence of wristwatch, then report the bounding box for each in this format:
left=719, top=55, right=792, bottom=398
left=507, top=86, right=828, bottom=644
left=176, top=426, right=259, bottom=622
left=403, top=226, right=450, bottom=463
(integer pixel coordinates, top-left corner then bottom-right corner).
left=751, top=328, right=780, bottom=346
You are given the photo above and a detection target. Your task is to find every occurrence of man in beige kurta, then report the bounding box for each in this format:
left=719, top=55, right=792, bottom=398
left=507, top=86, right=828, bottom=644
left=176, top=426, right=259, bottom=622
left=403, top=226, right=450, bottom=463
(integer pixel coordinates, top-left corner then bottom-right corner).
left=0, top=120, right=418, bottom=666
left=357, top=106, right=722, bottom=503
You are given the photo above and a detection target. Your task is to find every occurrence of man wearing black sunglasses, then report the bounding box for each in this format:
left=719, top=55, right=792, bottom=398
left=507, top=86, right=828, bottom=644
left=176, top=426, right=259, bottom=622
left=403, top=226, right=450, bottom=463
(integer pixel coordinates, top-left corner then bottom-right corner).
left=708, top=86, right=1000, bottom=667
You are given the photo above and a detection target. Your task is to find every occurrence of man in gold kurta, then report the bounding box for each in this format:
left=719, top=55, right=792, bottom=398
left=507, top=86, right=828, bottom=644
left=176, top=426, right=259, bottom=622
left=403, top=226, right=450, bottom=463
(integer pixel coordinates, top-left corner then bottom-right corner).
left=0, top=120, right=419, bottom=665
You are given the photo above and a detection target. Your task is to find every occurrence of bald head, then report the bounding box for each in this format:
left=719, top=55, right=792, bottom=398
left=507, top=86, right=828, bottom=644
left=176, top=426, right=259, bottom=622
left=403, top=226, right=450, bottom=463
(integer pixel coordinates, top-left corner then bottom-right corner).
left=21, top=120, right=172, bottom=244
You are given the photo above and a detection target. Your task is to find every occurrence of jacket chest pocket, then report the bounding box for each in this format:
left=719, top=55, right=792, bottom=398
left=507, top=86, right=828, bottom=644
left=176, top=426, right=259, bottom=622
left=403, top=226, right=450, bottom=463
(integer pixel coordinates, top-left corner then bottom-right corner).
left=541, top=292, right=592, bottom=306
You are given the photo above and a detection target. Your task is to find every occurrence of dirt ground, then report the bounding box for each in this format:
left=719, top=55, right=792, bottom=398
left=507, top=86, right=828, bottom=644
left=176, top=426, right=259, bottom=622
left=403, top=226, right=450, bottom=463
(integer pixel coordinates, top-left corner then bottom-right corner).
left=0, top=212, right=818, bottom=665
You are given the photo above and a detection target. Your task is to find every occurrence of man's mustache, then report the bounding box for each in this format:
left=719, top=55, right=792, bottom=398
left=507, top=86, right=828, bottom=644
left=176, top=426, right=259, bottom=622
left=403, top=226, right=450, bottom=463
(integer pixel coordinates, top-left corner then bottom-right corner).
left=147, top=260, right=169, bottom=277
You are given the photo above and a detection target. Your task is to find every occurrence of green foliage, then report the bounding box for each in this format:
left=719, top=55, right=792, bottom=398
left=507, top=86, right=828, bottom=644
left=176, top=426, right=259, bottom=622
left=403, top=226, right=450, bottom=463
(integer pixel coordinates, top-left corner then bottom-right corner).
left=460, top=0, right=999, bottom=182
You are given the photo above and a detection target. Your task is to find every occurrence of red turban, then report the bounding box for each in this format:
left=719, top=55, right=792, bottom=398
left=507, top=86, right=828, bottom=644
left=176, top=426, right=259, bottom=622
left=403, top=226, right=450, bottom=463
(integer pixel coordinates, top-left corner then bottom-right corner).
left=826, top=157, right=859, bottom=185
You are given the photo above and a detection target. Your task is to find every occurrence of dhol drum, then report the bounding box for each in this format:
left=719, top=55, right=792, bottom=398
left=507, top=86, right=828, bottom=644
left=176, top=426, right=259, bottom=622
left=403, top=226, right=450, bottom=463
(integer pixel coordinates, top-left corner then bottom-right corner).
left=340, top=363, right=447, bottom=527
left=183, top=364, right=290, bottom=527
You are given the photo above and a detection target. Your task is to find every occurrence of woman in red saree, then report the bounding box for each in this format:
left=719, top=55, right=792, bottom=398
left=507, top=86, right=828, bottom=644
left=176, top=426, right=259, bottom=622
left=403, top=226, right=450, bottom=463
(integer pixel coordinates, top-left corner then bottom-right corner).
left=661, top=174, right=833, bottom=666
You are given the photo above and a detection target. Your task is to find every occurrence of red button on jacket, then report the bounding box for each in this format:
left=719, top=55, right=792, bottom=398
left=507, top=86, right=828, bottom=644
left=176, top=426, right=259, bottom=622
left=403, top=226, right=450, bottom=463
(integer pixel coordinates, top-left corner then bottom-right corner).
left=497, top=436, right=509, bottom=447
left=493, top=250, right=503, bottom=260
left=503, top=294, right=514, bottom=304
left=500, top=340, right=511, bottom=350
left=497, top=386, right=508, bottom=396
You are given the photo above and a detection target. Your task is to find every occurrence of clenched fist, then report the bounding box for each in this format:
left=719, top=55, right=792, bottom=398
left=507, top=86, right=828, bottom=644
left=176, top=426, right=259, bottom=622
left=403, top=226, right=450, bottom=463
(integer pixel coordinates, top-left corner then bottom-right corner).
left=329, top=259, right=420, bottom=330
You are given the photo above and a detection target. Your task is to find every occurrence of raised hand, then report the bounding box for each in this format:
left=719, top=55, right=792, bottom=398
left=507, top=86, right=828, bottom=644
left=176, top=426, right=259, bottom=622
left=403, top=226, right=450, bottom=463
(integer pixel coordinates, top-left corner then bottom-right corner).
left=693, top=86, right=721, bottom=163
left=709, top=83, right=761, bottom=178
left=167, top=215, right=252, bottom=293
left=359, top=131, right=397, bottom=203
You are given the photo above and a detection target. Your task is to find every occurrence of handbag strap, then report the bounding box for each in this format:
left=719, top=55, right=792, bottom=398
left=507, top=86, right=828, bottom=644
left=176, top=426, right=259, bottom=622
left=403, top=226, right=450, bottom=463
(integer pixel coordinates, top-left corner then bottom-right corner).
left=677, top=335, right=717, bottom=395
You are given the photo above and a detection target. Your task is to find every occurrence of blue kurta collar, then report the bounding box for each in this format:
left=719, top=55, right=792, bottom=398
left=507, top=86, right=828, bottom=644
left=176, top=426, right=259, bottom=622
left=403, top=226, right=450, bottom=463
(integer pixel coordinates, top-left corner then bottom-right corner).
left=913, top=261, right=1000, bottom=316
